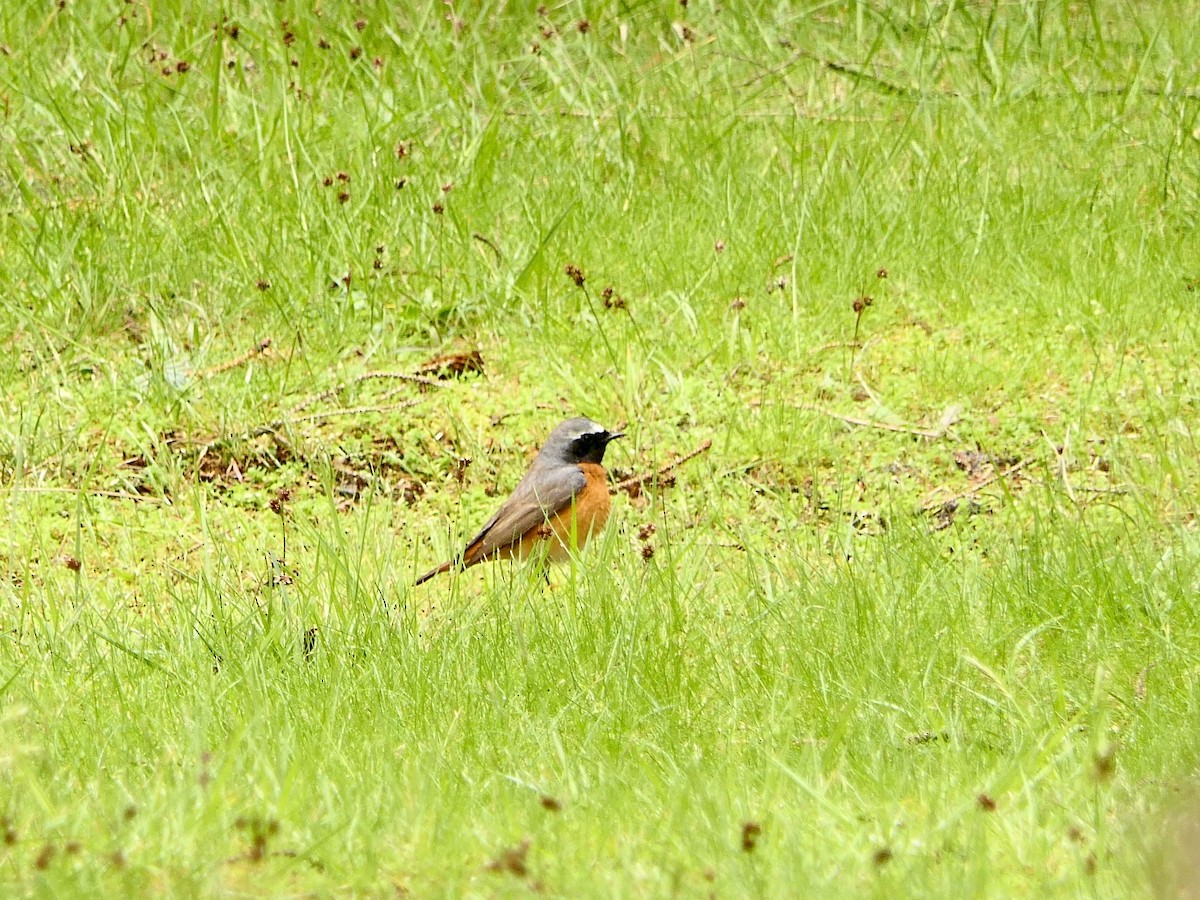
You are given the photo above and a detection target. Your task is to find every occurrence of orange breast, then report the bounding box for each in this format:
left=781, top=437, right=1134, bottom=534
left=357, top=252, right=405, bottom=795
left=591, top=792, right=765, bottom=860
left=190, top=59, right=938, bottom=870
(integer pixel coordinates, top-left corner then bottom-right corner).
left=504, top=463, right=612, bottom=563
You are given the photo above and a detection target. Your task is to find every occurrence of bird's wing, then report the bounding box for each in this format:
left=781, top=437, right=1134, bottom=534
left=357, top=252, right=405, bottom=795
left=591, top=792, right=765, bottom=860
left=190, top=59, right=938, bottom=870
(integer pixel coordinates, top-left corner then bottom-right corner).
left=461, top=465, right=587, bottom=563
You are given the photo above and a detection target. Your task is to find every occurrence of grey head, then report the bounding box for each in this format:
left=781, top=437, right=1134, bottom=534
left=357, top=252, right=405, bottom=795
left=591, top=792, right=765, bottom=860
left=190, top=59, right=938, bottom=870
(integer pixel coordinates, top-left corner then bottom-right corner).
left=534, top=417, right=623, bottom=467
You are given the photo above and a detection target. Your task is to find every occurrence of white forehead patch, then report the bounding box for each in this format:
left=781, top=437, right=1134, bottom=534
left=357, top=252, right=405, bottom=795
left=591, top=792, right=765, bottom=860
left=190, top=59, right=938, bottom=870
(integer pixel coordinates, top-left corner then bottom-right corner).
left=571, top=420, right=606, bottom=438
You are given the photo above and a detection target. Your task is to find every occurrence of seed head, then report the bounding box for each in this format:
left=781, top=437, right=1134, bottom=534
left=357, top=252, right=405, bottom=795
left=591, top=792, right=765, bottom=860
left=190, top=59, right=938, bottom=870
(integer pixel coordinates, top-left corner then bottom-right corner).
left=740, top=821, right=761, bottom=852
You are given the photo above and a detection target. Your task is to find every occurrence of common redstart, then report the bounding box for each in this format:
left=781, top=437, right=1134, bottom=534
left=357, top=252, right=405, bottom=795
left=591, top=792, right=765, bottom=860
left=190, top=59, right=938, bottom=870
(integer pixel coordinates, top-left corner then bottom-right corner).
left=415, top=417, right=623, bottom=586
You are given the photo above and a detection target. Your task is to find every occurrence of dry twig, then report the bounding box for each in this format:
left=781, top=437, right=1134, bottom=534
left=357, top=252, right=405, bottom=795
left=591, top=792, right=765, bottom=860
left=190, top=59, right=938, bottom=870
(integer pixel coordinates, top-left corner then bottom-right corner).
left=921, top=457, right=1034, bottom=515
left=6, top=486, right=169, bottom=503
left=800, top=404, right=949, bottom=439
left=612, top=439, right=713, bottom=495
left=291, top=371, right=445, bottom=413
left=199, top=339, right=273, bottom=379
left=290, top=399, right=422, bottom=425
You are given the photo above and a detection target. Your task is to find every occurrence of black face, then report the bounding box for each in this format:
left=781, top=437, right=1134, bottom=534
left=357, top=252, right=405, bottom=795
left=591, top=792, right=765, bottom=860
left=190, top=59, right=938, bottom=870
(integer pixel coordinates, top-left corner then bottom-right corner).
left=569, top=429, right=620, bottom=464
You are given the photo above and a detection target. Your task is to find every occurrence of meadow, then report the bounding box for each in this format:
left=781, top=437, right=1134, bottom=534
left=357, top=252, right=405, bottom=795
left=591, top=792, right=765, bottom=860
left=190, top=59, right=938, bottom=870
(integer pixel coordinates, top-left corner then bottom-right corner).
left=2, top=0, right=1200, bottom=895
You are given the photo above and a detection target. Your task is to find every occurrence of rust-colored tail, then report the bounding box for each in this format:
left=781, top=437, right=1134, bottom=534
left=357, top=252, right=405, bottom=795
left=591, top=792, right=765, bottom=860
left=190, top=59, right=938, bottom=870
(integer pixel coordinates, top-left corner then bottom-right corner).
left=414, top=560, right=452, bottom=586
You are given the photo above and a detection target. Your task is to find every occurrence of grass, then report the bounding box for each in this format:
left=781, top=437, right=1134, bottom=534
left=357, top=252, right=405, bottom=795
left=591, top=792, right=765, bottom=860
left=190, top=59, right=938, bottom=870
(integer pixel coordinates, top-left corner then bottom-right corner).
left=2, top=0, right=1200, bottom=894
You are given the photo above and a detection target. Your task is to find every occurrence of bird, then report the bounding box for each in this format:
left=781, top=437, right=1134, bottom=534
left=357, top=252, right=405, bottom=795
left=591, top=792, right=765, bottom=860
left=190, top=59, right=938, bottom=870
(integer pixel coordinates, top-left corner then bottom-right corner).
left=414, top=417, right=623, bottom=586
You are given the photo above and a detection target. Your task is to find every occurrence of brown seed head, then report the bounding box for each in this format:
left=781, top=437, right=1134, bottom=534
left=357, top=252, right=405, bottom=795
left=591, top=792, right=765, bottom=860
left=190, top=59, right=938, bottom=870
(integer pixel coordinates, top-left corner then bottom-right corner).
left=977, top=793, right=997, bottom=812
left=34, top=844, right=55, bottom=870
left=269, top=489, right=291, bottom=515
left=432, top=202, right=444, bottom=215
left=1093, top=746, right=1117, bottom=782
left=852, top=295, right=873, bottom=315
left=454, top=457, right=471, bottom=485
left=486, top=839, right=531, bottom=878
left=576, top=19, right=590, bottom=33
left=740, top=821, right=762, bottom=852
left=876, top=267, right=888, bottom=279
left=564, top=263, right=585, bottom=287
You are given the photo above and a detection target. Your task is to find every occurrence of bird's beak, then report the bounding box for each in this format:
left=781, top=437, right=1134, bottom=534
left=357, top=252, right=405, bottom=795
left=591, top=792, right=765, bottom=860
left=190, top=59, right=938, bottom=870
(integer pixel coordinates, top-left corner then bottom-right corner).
left=605, top=431, right=624, bottom=442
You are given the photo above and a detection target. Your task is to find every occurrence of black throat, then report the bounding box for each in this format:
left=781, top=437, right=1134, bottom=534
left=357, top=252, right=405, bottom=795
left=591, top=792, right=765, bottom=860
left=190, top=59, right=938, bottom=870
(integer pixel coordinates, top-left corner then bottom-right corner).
left=570, top=431, right=612, bottom=465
